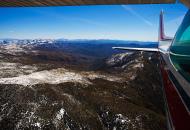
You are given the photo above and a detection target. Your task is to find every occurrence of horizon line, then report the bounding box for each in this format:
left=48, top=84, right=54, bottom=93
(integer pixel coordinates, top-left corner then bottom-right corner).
left=0, top=38, right=157, bottom=43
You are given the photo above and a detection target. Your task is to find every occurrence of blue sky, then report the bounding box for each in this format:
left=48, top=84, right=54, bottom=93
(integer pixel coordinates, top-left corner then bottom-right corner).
left=0, top=3, right=188, bottom=41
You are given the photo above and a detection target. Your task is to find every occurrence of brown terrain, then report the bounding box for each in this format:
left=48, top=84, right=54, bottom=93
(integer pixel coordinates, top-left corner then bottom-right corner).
left=0, top=40, right=166, bottom=130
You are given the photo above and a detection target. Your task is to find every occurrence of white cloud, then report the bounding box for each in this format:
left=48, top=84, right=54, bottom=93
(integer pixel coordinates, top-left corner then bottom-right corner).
left=167, top=15, right=184, bottom=26
left=121, top=5, right=153, bottom=27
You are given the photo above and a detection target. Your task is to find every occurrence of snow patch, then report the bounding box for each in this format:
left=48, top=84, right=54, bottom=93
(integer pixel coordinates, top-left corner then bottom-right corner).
left=84, top=72, right=122, bottom=82
left=0, top=68, right=123, bottom=86
left=133, top=63, right=144, bottom=68
left=0, top=68, right=90, bottom=86
left=130, top=75, right=137, bottom=80
left=0, top=62, right=37, bottom=78
left=106, top=52, right=132, bottom=66
left=56, top=108, right=65, bottom=120
left=34, top=122, right=41, bottom=128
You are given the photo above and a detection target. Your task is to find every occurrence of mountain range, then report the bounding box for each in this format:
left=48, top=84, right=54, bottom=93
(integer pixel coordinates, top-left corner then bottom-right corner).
left=0, top=39, right=165, bottom=130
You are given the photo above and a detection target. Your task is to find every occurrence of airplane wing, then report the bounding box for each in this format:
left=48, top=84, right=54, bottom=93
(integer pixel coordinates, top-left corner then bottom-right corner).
left=112, top=47, right=158, bottom=52
left=113, top=10, right=172, bottom=53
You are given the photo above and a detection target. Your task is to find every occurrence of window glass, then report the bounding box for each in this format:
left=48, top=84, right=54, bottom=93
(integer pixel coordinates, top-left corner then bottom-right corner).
left=170, top=10, right=190, bottom=81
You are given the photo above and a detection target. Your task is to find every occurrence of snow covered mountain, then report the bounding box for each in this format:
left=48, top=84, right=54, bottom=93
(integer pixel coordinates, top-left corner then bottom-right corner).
left=0, top=40, right=165, bottom=130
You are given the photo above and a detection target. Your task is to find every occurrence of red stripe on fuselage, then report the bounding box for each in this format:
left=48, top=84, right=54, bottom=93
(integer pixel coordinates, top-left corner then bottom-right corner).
left=160, top=59, right=190, bottom=130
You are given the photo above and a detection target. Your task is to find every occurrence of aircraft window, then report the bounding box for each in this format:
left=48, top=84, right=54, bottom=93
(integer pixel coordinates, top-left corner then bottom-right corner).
left=179, top=26, right=190, bottom=42
left=170, top=10, right=190, bottom=82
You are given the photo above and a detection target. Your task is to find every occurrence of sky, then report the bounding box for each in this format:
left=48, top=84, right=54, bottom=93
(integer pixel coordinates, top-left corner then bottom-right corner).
left=0, top=3, right=188, bottom=41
